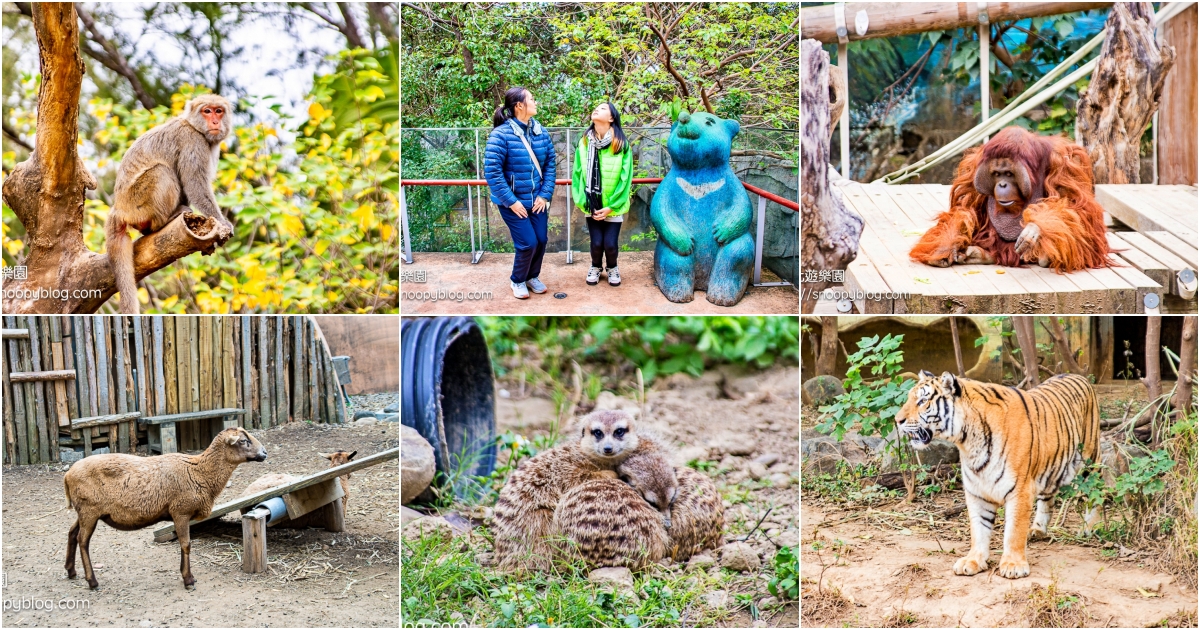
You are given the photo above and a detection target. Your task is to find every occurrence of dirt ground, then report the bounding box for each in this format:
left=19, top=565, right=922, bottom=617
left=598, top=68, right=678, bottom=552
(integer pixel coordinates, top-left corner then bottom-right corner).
left=2, top=421, right=400, bottom=628
left=801, top=381, right=1199, bottom=628
left=401, top=251, right=799, bottom=314
left=496, top=364, right=801, bottom=627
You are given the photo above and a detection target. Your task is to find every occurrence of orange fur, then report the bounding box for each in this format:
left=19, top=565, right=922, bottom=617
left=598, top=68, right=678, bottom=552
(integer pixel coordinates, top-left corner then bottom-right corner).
left=896, top=371, right=1101, bottom=578
left=909, top=127, right=1111, bottom=272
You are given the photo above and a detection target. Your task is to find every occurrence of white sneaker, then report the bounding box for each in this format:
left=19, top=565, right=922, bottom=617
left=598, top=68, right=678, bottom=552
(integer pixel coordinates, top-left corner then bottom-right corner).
left=586, top=267, right=602, bottom=285
left=511, top=281, right=529, bottom=299
left=607, top=266, right=621, bottom=286
left=527, top=277, right=547, bottom=293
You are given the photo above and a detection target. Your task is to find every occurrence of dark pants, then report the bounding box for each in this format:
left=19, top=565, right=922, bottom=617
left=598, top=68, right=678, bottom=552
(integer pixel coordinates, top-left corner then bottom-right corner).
left=586, top=217, right=622, bottom=269
left=498, top=204, right=548, bottom=283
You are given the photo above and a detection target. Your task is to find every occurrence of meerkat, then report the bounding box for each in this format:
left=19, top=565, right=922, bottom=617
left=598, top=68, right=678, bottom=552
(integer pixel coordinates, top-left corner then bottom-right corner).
left=491, top=409, right=639, bottom=572
left=616, top=433, right=679, bottom=529
left=552, top=477, right=670, bottom=570
left=664, top=466, right=725, bottom=561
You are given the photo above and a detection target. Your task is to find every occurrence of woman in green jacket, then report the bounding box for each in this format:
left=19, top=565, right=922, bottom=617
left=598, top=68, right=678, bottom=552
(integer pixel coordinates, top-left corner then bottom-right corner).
left=572, top=102, right=633, bottom=286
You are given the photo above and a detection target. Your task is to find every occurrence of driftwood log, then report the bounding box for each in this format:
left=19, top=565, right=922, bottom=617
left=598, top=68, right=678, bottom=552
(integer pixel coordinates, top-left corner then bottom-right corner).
left=1075, top=2, right=1175, bottom=184
left=801, top=39, right=862, bottom=314
left=1, top=4, right=227, bottom=314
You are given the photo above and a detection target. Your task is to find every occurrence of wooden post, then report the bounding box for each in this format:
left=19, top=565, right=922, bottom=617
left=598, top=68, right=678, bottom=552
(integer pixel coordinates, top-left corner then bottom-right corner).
left=950, top=316, right=965, bottom=377
left=259, top=318, right=271, bottom=429
left=1156, top=3, right=1197, bottom=185
left=241, top=316, right=252, bottom=428
left=161, top=422, right=178, bottom=454
left=816, top=317, right=839, bottom=376
left=978, top=2, right=990, bottom=142
left=27, top=317, right=50, bottom=463
left=275, top=317, right=287, bottom=423
left=323, top=497, right=345, bottom=533
left=241, top=508, right=269, bottom=573
left=114, top=317, right=129, bottom=454
left=1172, top=316, right=1197, bottom=413
left=5, top=316, right=28, bottom=465
left=1013, top=317, right=1040, bottom=388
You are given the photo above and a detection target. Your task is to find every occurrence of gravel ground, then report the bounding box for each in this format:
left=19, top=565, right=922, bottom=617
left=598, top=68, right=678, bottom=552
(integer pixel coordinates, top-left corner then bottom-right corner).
left=346, top=392, right=399, bottom=414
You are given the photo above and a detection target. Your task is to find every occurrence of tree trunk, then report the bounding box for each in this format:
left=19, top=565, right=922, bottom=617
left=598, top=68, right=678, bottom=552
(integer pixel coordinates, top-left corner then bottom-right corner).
left=1142, top=315, right=1163, bottom=447
left=1013, top=317, right=1040, bottom=388
left=816, top=317, right=838, bottom=376
left=1075, top=2, right=1176, bottom=184
left=949, top=317, right=964, bottom=376
left=1, top=4, right=226, bottom=314
left=1171, top=316, right=1196, bottom=414
left=801, top=39, right=862, bottom=314
left=1042, top=317, right=1086, bottom=375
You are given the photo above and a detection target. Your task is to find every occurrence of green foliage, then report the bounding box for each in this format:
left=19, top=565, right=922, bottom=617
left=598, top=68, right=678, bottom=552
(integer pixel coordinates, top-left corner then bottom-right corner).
left=402, top=531, right=725, bottom=627
left=479, top=316, right=798, bottom=389
left=767, top=545, right=799, bottom=601
left=401, top=3, right=797, bottom=129
left=815, top=333, right=915, bottom=442
left=799, top=460, right=899, bottom=505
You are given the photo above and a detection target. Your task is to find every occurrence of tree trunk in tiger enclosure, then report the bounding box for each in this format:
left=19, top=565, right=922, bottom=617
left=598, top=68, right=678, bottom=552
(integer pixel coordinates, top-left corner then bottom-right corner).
left=0, top=4, right=224, bottom=314
left=1075, top=2, right=1176, bottom=184
left=949, top=317, right=965, bottom=377
left=1042, top=317, right=1086, bottom=375
left=1142, top=315, right=1163, bottom=446
left=1013, top=317, right=1040, bottom=388
left=1170, top=316, right=1196, bottom=416
left=802, top=39, right=862, bottom=314
left=816, top=317, right=839, bottom=376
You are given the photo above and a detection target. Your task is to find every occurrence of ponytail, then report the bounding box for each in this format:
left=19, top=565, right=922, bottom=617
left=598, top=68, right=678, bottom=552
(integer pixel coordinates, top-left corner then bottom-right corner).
left=492, top=86, right=529, bottom=128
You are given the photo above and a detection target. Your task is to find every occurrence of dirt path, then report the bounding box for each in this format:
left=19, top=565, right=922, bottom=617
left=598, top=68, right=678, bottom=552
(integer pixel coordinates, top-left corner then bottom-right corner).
left=801, top=502, right=1197, bottom=628
left=2, top=421, right=399, bottom=628
left=496, top=364, right=801, bottom=627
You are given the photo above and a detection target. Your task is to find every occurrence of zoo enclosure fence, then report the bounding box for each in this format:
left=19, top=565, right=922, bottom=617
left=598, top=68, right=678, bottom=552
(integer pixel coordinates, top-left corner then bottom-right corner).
left=1, top=316, right=347, bottom=466
left=402, top=126, right=800, bottom=286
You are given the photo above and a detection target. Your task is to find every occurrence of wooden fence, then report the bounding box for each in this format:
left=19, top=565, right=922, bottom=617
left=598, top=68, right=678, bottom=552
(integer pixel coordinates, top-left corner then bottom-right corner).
left=1, top=316, right=347, bottom=466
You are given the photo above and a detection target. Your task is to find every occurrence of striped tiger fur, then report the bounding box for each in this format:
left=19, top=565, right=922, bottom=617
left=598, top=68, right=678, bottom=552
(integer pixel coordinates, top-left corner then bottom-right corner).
left=895, top=370, right=1100, bottom=579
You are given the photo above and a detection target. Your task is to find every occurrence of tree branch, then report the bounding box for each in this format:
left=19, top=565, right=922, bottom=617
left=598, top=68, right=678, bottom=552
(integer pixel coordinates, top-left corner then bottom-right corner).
left=76, top=6, right=158, bottom=110
left=647, top=20, right=689, bottom=99
left=368, top=2, right=397, bottom=44
left=337, top=2, right=367, bottom=49
left=2, top=122, right=32, bottom=151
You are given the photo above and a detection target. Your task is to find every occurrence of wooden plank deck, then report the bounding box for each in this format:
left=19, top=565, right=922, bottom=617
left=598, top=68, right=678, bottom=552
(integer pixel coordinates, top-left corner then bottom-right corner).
left=838, top=183, right=1193, bottom=313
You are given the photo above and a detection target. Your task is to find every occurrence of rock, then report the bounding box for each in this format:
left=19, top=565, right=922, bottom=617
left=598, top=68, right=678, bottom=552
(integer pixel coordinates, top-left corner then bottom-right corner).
left=594, top=391, right=641, bottom=418
left=355, top=417, right=378, bottom=425
left=352, top=410, right=375, bottom=420
left=674, top=445, right=710, bottom=467
left=402, top=516, right=453, bottom=541
left=448, top=611, right=464, bottom=622
left=769, top=529, right=800, bottom=549
left=747, top=462, right=768, bottom=480
left=801, top=375, right=844, bottom=407
left=401, top=425, right=436, bottom=504
left=60, top=449, right=83, bottom=464
left=686, top=553, right=715, bottom=570
left=401, top=505, right=425, bottom=526
left=769, top=473, right=793, bottom=488
left=768, top=462, right=793, bottom=474
left=375, top=413, right=399, bottom=422
left=1100, top=439, right=1131, bottom=485
left=139, top=621, right=153, bottom=628
left=752, top=621, right=769, bottom=628
left=92, top=447, right=110, bottom=456
left=718, top=542, right=761, bottom=572
left=588, top=567, right=635, bottom=596
left=718, top=364, right=760, bottom=399
left=708, top=432, right=756, bottom=456
left=476, top=552, right=495, bottom=567
left=801, top=433, right=881, bottom=474
left=384, top=401, right=399, bottom=413
left=758, top=596, right=779, bottom=608
left=753, top=453, right=781, bottom=467
left=705, top=589, right=729, bottom=609
left=879, top=432, right=959, bottom=472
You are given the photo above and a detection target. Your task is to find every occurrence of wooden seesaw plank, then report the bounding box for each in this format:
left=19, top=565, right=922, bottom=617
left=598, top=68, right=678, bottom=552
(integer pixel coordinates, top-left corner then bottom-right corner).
left=152, top=447, right=399, bottom=542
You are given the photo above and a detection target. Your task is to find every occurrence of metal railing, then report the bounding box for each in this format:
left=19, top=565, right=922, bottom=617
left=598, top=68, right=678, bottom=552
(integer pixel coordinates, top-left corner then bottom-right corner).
left=400, top=178, right=798, bottom=287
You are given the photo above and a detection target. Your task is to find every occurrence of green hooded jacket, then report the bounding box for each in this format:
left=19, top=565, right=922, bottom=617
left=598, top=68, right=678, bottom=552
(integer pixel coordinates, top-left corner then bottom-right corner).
left=571, top=134, right=634, bottom=216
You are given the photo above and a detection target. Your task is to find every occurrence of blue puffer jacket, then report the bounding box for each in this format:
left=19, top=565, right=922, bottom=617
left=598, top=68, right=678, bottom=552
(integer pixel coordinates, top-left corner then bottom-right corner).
left=485, top=117, right=557, bottom=210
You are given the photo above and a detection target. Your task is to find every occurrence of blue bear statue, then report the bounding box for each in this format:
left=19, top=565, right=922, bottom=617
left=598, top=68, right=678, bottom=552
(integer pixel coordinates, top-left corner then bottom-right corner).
left=651, top=111, right=755, bottom=306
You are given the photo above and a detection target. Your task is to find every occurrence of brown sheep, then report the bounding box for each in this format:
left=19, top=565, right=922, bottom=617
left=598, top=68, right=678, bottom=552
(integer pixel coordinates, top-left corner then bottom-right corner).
left=63, top=427, right=268, bottom=590
left=238, top=451, right=357, bottom=525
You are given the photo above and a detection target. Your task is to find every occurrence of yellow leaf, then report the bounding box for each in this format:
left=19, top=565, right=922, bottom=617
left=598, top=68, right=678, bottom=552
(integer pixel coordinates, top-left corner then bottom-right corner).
left=161, top=295, right=179, bottom=309
left=320, top=134, right=332, bottom=150
left=5, top=239, right=25, bottom=256
left=280, top=214, right=305, bottom=237
left=314, top=239, right=331, bottom=257
left=350, top=204, right=376, bottom=232
left=380, top=223, right=393, bottom=241
left=308, top=102, right=329, bottom=122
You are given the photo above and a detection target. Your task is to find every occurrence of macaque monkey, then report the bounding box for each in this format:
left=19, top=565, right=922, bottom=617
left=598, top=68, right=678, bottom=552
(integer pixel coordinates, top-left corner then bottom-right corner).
left=105, top=94, right=235, bottom=314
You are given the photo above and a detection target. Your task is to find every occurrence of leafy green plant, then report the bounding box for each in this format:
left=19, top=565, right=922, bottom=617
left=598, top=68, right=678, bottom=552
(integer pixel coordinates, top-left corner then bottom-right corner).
left=815, top=333, right=914, bottom=441
left=768, top=545, right=799, bottom=601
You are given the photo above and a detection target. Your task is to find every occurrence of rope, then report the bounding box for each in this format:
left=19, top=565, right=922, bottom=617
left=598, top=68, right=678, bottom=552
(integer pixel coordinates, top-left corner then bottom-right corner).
left=874, top=3, right=1186, bottom=184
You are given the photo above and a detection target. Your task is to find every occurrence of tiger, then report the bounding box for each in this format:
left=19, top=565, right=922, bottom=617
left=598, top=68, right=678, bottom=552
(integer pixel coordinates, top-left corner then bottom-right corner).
left=895, top=370, right=1100, bottom=579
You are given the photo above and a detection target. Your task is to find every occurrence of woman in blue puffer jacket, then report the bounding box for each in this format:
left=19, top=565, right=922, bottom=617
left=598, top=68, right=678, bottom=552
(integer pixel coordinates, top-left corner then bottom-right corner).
left=485, top=87, right=558, bottom=299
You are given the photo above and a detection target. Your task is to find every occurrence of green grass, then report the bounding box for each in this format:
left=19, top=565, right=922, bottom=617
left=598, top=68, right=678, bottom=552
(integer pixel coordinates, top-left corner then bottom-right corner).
left=401, top=532, right=735, bottom=627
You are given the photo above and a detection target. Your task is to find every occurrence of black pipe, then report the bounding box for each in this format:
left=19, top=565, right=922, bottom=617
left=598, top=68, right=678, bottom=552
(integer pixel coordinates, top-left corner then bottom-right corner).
left=401, top=317, right=497, bottom=493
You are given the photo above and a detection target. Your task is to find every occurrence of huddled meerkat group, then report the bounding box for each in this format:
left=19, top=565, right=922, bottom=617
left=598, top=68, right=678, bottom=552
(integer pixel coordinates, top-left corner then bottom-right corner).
left=492, top=409, right=724, bottom=572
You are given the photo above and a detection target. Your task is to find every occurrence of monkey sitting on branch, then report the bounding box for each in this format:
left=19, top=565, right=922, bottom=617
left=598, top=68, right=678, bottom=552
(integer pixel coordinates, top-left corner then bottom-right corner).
left=105, top=94, right=235, bottom=314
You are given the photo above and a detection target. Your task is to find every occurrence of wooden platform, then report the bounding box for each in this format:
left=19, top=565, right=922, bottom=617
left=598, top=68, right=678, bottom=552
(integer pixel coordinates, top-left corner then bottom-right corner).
left=838, top=183, right=1197, bottom=314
